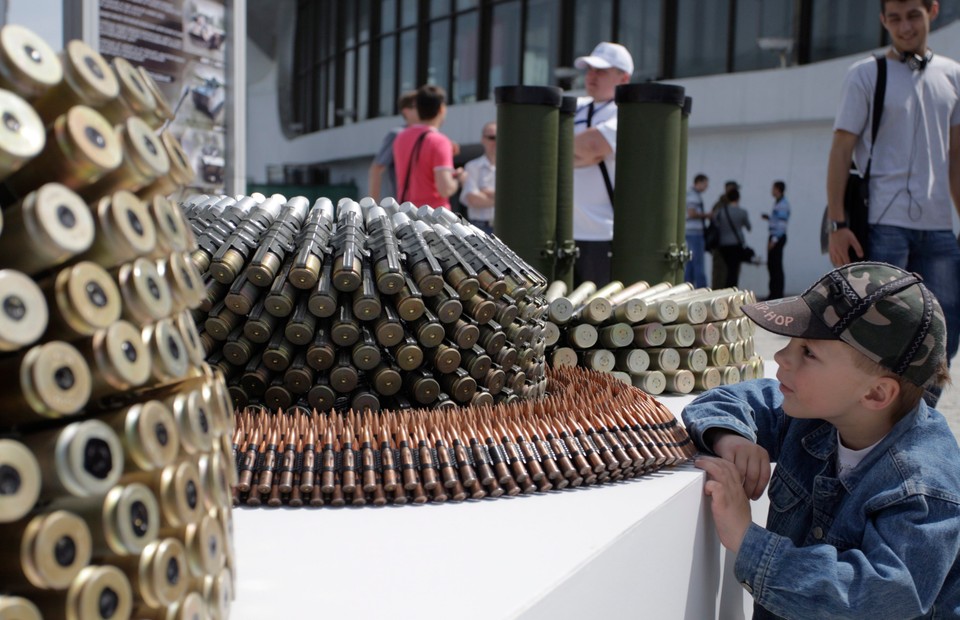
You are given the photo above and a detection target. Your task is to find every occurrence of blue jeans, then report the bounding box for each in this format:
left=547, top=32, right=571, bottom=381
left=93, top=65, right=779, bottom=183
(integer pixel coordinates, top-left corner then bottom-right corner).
left=684, top=233, right=707, bottom=288
left=868, top=225, right=960, bottom=369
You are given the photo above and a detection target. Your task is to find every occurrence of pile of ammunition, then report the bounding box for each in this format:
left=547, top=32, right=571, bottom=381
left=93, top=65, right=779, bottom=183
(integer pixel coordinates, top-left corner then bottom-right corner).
left=544, top=280, right=764, bottom=395
left=231, top=365, right=695, bottom=507
left=0, top=24, right=233, bottom=620
left=184, top=194, right=552, bottom=413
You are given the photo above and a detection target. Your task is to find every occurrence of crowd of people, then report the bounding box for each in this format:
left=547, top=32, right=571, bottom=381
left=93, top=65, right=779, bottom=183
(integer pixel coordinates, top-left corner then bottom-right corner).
left=364, top=1, right=960, bottom=616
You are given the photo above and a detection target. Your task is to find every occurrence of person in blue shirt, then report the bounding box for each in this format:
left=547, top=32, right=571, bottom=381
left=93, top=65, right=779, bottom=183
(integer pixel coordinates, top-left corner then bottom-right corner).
left=761, top=180, right=790, bottom=299
left=683, top=262, right=959, bottom=619
left=684, top=173, right=710, bottom=288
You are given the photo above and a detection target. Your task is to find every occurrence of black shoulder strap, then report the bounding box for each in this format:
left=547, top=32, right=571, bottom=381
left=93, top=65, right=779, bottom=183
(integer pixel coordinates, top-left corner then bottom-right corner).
left=587, top=102, right=616, bottom=206
left=723, top=204, right=746, bottom=247
left=864, top=54, right=887, bottom=180
left=399, top=130, right=430, bottom=203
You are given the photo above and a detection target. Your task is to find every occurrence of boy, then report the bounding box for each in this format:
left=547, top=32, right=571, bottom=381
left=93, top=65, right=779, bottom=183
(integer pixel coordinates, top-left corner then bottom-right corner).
left=682, top=262, right=960, bottom=618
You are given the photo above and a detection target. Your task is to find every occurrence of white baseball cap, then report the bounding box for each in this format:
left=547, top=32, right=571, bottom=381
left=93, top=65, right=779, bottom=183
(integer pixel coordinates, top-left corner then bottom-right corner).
left=574, top=42, right=634, bottom=76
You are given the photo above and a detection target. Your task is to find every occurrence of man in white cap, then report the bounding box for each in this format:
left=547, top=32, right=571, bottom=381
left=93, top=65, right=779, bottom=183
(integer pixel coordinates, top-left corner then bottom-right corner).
left=572, top=41, right=633, bottom=287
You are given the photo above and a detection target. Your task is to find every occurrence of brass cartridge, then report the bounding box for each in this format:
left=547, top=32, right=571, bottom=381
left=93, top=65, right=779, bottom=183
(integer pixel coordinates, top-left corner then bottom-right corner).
left=138, top=130, right=194, bottom=200
left=0, top=510, right=91, bottom=590
left=0, top=184, right=95, bottom=275
left=74, top=320, right=151, bottom=401
left=0, top=90, right=44, bottom=186
left=47, top=482, right=160, bottom=556
left=0, top=439, right=41, bottom=523
left=22, top=419, right=122, bottom=498
left=166, top=389, right=215, bottom=456
left=107, top=537, right=188, bottom=608
left=127, top=460, right=204, bottom=529
left=36, top=565, right=133, bottom=620
left=0, top=269, right=48, bottom=351
left=33, top=39, right=118, bottom=123
left=81, top=115, right=169, bottom=199
left=136, top=66, right=174, bottom=128
left=40, top=261, right=119, bottom=338
left=116, top=258, right=173, bottom=326
left=0, top=341, right=91, bottom=424
left=141, top=319, right=189, bottom=385
left=97, top=57, right=156, bottom=126
left=0, top=597, right=41, bottom=620
left=0, top=24, right=62, bottom=100
left=4, top=105, right=121, bottom=199
left=103, top=400, right=178, bottom=472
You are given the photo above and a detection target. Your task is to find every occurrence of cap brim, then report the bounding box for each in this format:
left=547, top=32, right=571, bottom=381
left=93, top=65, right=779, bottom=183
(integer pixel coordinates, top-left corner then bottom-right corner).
left=741, top=296, right=836, bottom=340
left=575, top=56, right=613, bottom=70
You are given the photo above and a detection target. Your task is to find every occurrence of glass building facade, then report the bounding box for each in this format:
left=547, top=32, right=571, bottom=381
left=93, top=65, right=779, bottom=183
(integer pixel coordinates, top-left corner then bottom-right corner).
left=291, top=0, right=958, bottom=135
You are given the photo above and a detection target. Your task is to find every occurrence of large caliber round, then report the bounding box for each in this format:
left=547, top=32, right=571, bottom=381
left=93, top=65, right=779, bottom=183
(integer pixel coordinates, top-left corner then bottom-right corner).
left=0, top=88, right=44, bottom=180
left=0, top=25, right=62, bottom=100
left=33, top=39, right=119, bottom=123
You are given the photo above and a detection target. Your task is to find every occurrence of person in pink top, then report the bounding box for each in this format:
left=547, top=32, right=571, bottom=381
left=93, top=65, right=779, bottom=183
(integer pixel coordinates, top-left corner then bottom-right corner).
left=393, top=84, right=465, bottom=209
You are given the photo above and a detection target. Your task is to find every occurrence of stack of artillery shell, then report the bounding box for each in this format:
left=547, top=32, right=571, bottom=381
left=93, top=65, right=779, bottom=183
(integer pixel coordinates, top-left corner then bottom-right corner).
left=0, top=24, right=234, bottom=620
left=544, top=280, right=765, bottom=395
left=230, top=365, right=695, bottom=507
left=184, top=194, right=551, bottom=413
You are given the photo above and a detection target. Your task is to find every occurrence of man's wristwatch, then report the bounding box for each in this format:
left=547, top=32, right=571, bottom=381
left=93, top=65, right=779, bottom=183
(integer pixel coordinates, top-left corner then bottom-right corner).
left=829, top=220, right=848, bottom=233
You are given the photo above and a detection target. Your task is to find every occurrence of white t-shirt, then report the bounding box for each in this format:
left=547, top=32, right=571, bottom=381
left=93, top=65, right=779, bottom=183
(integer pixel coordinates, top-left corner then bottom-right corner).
left=573, top=96, right=618, bottom=241
left=834, top=54, right=960, bottom=230
left=460, top=154, right=496, bottom=223
left=836, top=429, right=884, bottom=482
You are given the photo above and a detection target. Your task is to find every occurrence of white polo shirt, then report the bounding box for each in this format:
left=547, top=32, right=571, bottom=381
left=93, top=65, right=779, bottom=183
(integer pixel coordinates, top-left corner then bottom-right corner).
left=573, top=96, right=618, bottom=241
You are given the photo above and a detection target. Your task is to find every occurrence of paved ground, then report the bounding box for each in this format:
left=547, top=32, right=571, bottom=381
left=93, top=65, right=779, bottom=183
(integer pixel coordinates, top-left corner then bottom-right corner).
left=752, top=329, right=960, bottom=441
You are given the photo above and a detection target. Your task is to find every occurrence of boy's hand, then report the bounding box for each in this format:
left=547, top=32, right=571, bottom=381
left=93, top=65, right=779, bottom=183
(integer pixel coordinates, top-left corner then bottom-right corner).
left=712, top=432, right=771, bottom=500
left=695, top=456, right=753, bottom=554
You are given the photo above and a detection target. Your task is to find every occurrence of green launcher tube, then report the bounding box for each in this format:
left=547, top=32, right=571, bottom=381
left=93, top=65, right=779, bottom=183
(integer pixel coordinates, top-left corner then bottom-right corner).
left=611, top=83, right=686, bottom=286
left=676, top=96, right=692, bottom=283
left=554, top=95, right=577, bottom=289
left=494, top=86, right=562, bottom=281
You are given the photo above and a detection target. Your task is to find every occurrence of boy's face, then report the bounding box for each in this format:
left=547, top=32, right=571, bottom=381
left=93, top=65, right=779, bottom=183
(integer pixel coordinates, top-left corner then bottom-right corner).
left=773, top=338, right=880, bottom=421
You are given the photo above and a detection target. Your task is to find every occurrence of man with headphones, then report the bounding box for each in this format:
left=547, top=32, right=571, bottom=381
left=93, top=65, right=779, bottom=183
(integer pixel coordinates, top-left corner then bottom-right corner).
left=826, top=0, right=960, bottom=403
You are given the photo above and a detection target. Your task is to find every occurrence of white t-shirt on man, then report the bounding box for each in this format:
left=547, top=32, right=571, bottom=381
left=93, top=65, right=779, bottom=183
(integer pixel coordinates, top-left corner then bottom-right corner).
left=573, top=96, right=618, bottom=241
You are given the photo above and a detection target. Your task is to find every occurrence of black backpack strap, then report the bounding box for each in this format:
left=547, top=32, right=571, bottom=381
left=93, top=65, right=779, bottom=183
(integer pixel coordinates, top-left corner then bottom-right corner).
left=399, top=130, right=430, bottom=204
left=863, top=54, right=887, bottom=181
left=586, top=102, right=616, bottom=206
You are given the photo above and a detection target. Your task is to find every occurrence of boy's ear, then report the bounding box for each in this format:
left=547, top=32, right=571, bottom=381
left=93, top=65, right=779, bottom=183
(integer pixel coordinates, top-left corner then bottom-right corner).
left=862, top=375, right=900, bottom=411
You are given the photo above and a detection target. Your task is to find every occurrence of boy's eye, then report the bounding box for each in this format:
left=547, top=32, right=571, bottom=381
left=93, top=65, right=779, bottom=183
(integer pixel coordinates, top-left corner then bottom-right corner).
left=802, top=345, right=816, bottom=359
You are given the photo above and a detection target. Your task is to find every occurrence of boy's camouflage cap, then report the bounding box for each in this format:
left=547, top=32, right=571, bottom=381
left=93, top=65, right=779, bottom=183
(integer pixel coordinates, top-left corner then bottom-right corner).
left=740, top=262, right=945, bottom=386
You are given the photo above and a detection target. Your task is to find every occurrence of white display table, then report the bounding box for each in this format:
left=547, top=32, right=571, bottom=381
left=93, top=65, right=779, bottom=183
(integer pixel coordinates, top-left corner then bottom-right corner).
left=231, top=370, right=776, bottom=619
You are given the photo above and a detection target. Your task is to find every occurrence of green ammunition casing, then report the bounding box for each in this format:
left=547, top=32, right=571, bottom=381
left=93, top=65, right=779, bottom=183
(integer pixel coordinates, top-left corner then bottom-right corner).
left=405, top=367, right=440, bottom=405
left=41, top=261, right=121, bottom=339
left=0, top=510, right=91, bottom=591
left=391, top=334, right=424, bottom=371
left=242, top=300, right=278, bottom=344
left=117, top=257, right=174, bottom=326
left=494, top=296, right=519, bottom=327
left=223, top=276, right=261, bottom=316
left=261, top=330, right=294, bottom=372
left=0, top=24, right=62, bottom=101
left=0, top=269, right=48, bottom=351
left=307, top=261, right=338, bottom=318
left=142, top=318, right=190, bottom=385
left=97, top=57, right=156, bottom=126
left=370, top=362, right=402, bottom=396
left=411, top=307, right=445, bottom=348
left=263, top=260, right=297, bottom=318
left=82, top=115, right=169, bottom=200
left=4, top=105, right=121, bottom=199
left=284, top=295, right=316, bottom=345
left=461, top=344, right=491, bottom=379
left=463, top=288, right=496, bottom=325
left=392, top=274, right=425, bottom=321
left=262, top=377, right=293, bottom=410
left=373, top=303, right=404, bottom=347
left=0, top=439, right=41, bottom=523
left=0, top=184, right=94, bottom=275
left=426, top=282, right=462, bottom=325
left=351, top=390, right=380, bottom=413
left=198, top=273, right=228, bottom=313
left=283, top=352, right=314, bottom=394
left=493, top=343, right=517, bottom=367
left=33, top=39, right=117, bottom=123
left=307, top=375, right=335, bottom=411
left=330, top=303, right=360, bottom=347
left=221, top=327, right=254, bottom=366
left=204, top=301, right=240, bottom=341
left=305, top=320, right=335, bottom=371
left=352, top=264, right=382, bottom=321
left=239, top=358, right=270, bottom=397
left=0, top=341, right=91, bottom=425
left=439, top=367, right=477, bottom=403
left=329, top=350, right=359, bottom=393
left=351, top=327, right=381, bottom=370
left=446, top=316, right=480, bottom=350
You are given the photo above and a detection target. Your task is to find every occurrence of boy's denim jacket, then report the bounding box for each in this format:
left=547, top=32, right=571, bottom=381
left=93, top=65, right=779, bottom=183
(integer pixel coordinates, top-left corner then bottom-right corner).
left=682, top=379, right=960, bottom=619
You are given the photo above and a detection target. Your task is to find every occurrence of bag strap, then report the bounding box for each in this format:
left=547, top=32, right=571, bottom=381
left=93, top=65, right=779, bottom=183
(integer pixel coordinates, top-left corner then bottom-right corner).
left=587, top=102, right=616, bottom=206
left=399, top=130, right=430, bottom=204
left=722, top=204, right=746, bottom=247
left=863, top=54, right=887, bottom=181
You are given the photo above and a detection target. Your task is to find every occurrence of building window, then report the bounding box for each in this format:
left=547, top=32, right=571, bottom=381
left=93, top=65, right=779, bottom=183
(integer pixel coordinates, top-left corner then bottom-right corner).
left=453, top=9, right=480, bottom=103
left=523, top=0, right=560, bottom=86
left=617, top=0, right=662, bottom=81
left=488, top=1, right=521, bottom=98
left=675, top=0, right=731, bottom=78
left=733, top=0, right=796, bottom=71
left=809, top=0, right=880, bottom=62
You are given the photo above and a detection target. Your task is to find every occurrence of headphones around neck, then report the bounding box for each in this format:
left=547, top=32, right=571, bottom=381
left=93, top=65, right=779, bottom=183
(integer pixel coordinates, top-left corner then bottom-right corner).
left=897, top=48, right=934, bottom=71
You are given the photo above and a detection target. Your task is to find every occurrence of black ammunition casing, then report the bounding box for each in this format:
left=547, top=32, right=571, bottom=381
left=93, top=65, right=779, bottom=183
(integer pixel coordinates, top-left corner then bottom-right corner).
left=283, top=352, right=315, bottom=394
left=263, top=377, right=293, bottom=410
left=404, top=367, right=439, bottom=405
left=370, top=362, right=402, bottom=396
left=329, top=349, right=359, bottom=393
left=351, top=327, right=381, bottom=370
left=239, top=357, right=270, bottom=397
left=289, top=198, right=334, bottom=290
left=439, top=367, right=477, bottom=403
left=307, top=261, right=338, bottom=318
left=463, top=288, right=496, bottom=324
left=412, top=306, right=445, bottom=348
left=263, top=257, right=297, bottom=318
left=390, top=334, right=424, bottom=371
left=351, top=389, right=380, bottom=413
left=221, top=326, right=254, bottom=367
left=330, top=303, right=360, bottom=347
left=373, top=303, right=404, bottom=347
left=305, top=320, right=335, bottom=371
left=446, top=316, right=480, bottom=350
left=284, top=294, right=317, bottom=345
left=261, top=330, right=295, bottom=372
left=430, top=341, right=462, bottom=375
left=199, top=273, right=228, bottom=313
left=392, top=274, right=425, bottom=321
left=352, top=263, right=382, bottom=321
left=224, top=275, right=262, bottom=316
left=307, top=375, right=335, bottom=411
left=426, top=282, right=463, bottom=324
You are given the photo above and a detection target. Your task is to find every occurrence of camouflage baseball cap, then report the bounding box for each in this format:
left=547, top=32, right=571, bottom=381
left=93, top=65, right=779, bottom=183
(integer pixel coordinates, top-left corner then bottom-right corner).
left=741, top=262, right=946, bottom=386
